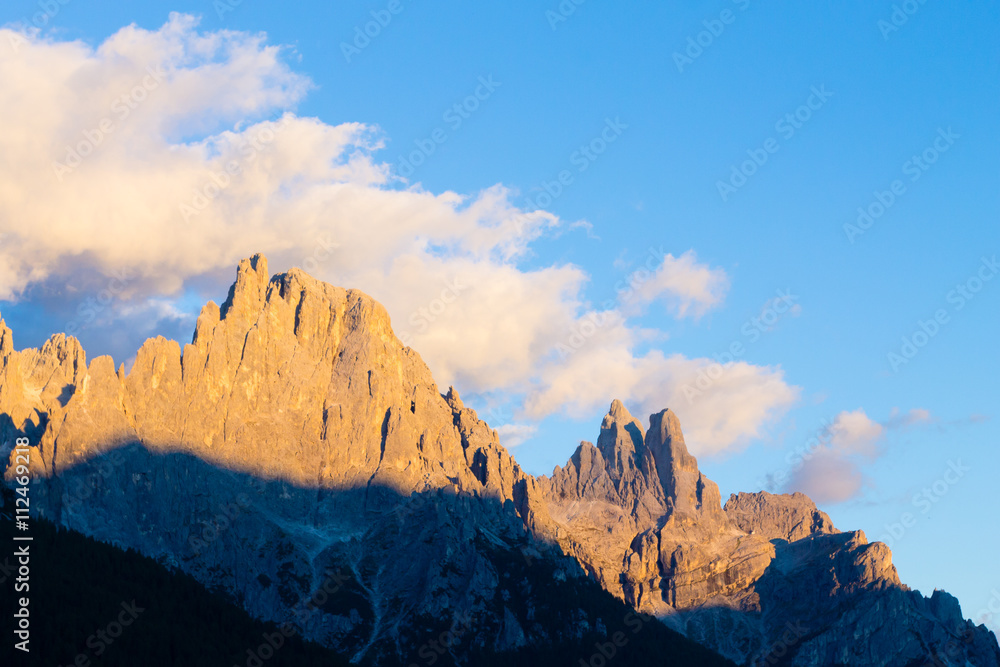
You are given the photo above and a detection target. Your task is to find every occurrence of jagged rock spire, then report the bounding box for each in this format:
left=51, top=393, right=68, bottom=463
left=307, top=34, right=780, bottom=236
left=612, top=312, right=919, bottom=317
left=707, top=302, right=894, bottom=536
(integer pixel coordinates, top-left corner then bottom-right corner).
left=645, top=409, right=697, bottom=505
left=3, top=256, right=996, bottom=667
left=0, top=315, right=12, bottom=358
left=220, top=253, right=270, bottom=321
left=595, top=399, right=648, bottom=484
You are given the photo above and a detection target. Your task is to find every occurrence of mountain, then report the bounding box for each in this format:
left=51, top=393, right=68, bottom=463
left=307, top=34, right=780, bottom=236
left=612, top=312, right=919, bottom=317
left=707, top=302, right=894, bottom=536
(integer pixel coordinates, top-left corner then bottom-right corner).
left=1, top=255, right=996, bottom=666
left=0, top=484, right=731, bottom=667
left=0, top=485, right=355, bottom=666
left=528, top=401, right=999, bottom=665
left=0, top=255, right=729, bottom=666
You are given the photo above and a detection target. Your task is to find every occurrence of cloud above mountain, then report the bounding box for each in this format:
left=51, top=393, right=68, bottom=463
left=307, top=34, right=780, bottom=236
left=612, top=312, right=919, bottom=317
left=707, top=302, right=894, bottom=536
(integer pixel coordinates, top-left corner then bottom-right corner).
left=0, top=14, right=798, bottom=457
left=784, top=407, right=932, bottom=503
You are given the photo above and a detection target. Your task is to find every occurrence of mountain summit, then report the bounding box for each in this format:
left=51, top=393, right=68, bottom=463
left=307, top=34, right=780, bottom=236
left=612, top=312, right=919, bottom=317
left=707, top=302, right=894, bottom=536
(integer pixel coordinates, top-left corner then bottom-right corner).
left=2, top=256, right=996, bottom=666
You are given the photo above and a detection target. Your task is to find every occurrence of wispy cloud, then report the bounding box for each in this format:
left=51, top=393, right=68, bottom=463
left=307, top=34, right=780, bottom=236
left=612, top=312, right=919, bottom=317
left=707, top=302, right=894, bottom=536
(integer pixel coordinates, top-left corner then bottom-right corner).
left=785, top=407, right=933, bottom=504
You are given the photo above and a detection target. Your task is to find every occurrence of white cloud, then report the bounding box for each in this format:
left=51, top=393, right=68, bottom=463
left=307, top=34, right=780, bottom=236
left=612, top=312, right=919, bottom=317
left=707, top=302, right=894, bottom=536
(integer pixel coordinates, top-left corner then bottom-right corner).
left=785, top=407, right=935, bottom=504
left=624, top=250, right=729, bottom=319
left=786, top=448, right=865, bottom=505
left=826, top=408, right=884, bottom=459
left=0, top=15, right=798, bottom=460
left=524, top=337, right=798, bottom=456
left=495, top=424, right=538, bottom=449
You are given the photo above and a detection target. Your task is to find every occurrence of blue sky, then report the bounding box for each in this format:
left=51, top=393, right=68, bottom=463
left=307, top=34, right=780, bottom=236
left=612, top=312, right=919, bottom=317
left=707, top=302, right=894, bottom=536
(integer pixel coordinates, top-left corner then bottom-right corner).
left=1, top=0, right=998, bottom=632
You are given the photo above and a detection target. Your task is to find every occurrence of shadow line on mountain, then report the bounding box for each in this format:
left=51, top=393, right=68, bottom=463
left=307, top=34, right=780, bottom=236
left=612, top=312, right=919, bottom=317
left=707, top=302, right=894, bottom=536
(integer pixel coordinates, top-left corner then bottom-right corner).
left=8, top=437, right=740, bottom=667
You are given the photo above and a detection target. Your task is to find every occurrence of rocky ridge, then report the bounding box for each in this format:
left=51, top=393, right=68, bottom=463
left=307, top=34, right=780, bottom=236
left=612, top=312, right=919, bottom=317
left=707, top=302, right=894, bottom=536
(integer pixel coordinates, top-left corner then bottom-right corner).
left=2, top=255, right=997, bottom=666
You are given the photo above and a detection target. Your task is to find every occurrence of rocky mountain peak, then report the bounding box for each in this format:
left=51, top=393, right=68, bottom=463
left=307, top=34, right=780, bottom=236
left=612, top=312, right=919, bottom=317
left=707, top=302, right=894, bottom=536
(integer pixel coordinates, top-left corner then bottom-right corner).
left=2, top=255, right=996, bottom=667
left=445, top=385, right=465, bottom=410
left=595, top=399, right=648, bottom=482
left=606, top=397, right=633, bottom=421
left=644, top=408, right=724, bottom=522
left=0, top=316, right=12, bottom=358
left=646, top=408, right=694, bottom=474
left=724, top=490, right=837, bottom=543
left=220, top=252, right=270, bottom=320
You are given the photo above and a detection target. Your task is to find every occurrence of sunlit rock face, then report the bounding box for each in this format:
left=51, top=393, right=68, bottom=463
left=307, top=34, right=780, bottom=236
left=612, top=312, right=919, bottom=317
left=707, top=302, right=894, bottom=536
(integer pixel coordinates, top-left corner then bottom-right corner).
left=531, top=403, right=998, bottom=666
left=0, top=255, right=539, bottom=660
left=2, top=255, right=998, bottom=666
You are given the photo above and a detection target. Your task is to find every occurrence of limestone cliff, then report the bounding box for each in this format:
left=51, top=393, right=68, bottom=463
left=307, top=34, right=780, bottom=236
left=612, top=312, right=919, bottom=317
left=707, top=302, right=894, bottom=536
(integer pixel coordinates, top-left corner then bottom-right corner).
left=1, top=256, right=996, bottom=666
left=527, top=401, right=997, bottom=665
left=0, top=255, right=540, bottom=661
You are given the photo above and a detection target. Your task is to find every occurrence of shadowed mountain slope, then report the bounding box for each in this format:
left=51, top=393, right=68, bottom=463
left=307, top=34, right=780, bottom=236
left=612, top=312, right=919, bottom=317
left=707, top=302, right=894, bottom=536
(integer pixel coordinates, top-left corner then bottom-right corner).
left=1, top=255, right=996, bottom=666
